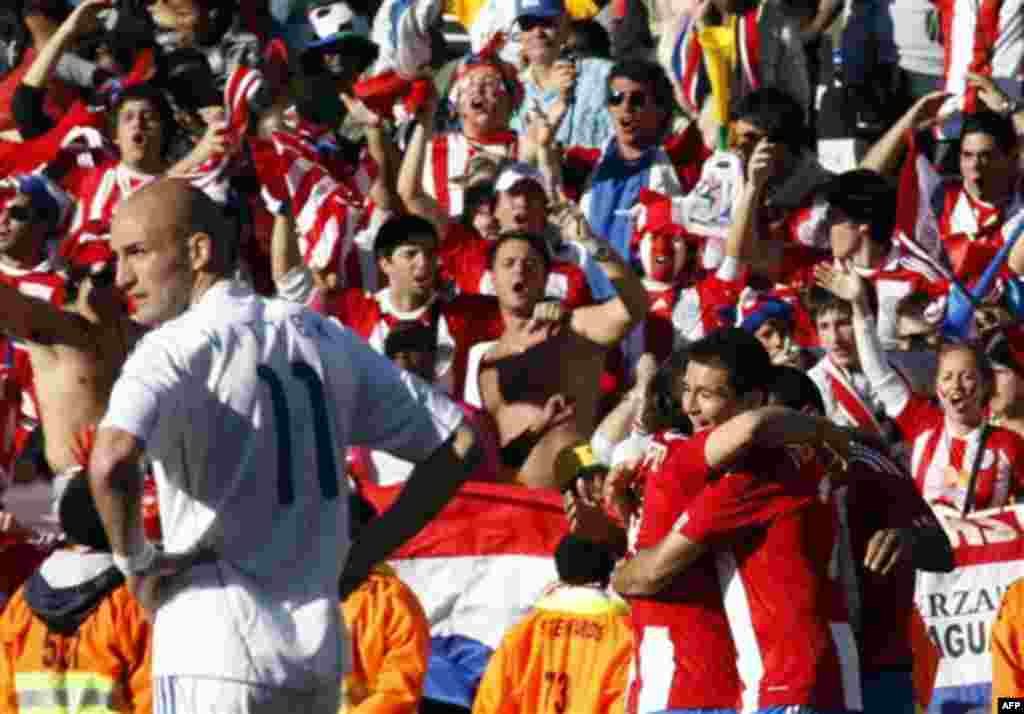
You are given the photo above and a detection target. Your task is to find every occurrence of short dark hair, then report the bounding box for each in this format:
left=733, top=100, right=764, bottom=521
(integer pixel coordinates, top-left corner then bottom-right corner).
left=554, top=534, right=616, bottom=586
left=820, top=169, right=897, bottom=250
left=766, top=365, right=826, bottom=415
left=567, top=19, right=611, bottom=59
left=686, top=327, right=773, bottom=397
left=58, top=473, right=112, bottom=552
left=384, top=321, right=437, bottom=358
left=486, top=231, right=552, bottom=272
left=807, top=286, right=853, bottom=323
left=607, top=59, right=675, bottom=114
left=649, top=349, right=693, bottom=434
left=374, top=215, right=439, bottom=260
left=462, top=181, right=496, bottom=228
left=730, top=88, right=806, bottom=153
left=112, top=83, right=176, bottom=157
left=962, top=110, right=1017, bottom=154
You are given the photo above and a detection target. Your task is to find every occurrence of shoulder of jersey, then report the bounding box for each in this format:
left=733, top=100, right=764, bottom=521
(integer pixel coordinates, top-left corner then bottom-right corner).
left=847, top=441, right=909, bottom=479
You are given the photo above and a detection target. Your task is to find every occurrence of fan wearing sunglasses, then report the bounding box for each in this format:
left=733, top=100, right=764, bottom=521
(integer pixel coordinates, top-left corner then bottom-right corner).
left=552, top=59, right=685, bottom=261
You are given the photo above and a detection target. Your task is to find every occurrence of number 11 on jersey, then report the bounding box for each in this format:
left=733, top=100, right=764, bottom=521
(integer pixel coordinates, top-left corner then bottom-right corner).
left=257, top=362, right=340, bottom=506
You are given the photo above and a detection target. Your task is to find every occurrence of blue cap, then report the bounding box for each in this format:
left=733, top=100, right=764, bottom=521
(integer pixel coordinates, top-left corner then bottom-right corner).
left=14, top=174, right=66, bottom=228
left=739, top=299, right=793, bottom=334
left=514, top=0, right=566, bottom=22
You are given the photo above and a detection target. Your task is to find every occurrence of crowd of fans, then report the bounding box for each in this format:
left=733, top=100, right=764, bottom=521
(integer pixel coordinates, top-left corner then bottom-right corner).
left=0, top=0, right=1021, bottom=711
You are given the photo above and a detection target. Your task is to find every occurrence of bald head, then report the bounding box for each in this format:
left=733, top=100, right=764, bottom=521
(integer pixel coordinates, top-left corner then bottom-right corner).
left=115, top=179, right=235, bottom=271
left=111, top=180, right=237, bottom=326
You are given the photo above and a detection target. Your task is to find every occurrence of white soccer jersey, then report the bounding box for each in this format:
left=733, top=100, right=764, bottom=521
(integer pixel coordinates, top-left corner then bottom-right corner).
left=101, top=281, right=462, bottom=690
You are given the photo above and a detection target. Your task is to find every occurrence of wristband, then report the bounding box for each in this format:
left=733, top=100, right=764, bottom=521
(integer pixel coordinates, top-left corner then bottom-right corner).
left=113, top=540, right=158, bottom=577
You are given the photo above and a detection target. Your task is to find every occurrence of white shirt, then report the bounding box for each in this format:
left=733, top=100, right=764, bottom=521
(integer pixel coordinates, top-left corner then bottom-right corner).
left=101, top=281, right=462, bottom=689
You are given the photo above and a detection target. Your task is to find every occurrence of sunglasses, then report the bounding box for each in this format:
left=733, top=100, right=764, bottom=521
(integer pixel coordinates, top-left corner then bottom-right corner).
left=519, top=15, right=558, bottom=31
left=5, top=205, right=37, bottom=224
left=607, top=90, right=650, bottom=110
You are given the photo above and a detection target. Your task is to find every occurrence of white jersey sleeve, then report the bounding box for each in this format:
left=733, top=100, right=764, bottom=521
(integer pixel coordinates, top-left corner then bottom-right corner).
left=324, top=317, right=464, bottom=461
left=100, top=333, right=184, bottom=441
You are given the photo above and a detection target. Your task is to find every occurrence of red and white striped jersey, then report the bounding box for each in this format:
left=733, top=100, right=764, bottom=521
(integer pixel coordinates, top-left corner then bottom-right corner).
left=624, top=282, right=682, bottom=367
left=677, top=440, right=862, bottom=712
left=319, top=288, right=504, bottom=397
left=808, top=356, right=888, bottom=436
left=934, top=0, right=1024, bottom=116
left=897, top=127, right=1024, bottom=278
left=68, top=161, right=159, bottom=236
left=892, top=393, right=1024, bottom=511
left=423, top=131, right=519, bottom=218
left=625, top=429, right=742, bottom=713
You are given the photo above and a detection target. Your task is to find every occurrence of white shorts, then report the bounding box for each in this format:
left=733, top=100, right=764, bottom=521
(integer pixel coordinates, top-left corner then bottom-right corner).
left=154, top=676, right=341, bottom=714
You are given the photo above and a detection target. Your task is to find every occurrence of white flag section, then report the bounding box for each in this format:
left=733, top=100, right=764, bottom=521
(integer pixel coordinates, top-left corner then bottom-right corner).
left=916, top=504, right=1024, bottom=713
left=363, top=481, right=566, bottom=645
left=361, top=481, right=568, bottom=705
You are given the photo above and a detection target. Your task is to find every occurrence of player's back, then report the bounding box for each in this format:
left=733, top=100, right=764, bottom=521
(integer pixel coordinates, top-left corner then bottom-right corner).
left=113, top=281, right=462, bottom=689
left=677, top=445, right=862, bottom=712
left=114, top=282, right=354, bottom=688
left=137, top=282, right=347, bottom=586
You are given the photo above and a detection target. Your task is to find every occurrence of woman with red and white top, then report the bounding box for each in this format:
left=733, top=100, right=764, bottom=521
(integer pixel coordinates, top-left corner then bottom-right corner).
left=818, top=262, right=1024, bottom=514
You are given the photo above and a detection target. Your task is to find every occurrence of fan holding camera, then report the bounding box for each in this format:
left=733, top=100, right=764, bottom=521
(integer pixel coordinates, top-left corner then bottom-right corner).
left=511, top=0, right=614, bottom=152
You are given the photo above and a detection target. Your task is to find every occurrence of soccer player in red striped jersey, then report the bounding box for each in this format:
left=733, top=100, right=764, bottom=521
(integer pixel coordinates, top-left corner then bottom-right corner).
left=612, top=328, right=862, bottom=714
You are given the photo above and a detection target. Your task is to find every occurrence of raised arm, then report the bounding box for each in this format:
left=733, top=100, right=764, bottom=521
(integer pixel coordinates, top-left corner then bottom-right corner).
left=269, top=208, right=320, bottom=305
left=570, top=229, right=649, bottom=346
left=0, top=280, right=88, bottom=348
left=591, top=354, right=657, bottom=462
left=397, top=92, right=449, bottom=234
left=860, top=91, right=951, bottom=176
left=815, top=261, right=911, bottom=418
left=22, top=0, right=109, bottom=91
left=365, top=123, right=399, bottom=214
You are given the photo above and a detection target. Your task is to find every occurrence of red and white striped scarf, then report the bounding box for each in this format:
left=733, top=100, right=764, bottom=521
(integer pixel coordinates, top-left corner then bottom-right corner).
left=259, top=131, right=368, bottom=272
left=821, top=357, right=884, bottom=436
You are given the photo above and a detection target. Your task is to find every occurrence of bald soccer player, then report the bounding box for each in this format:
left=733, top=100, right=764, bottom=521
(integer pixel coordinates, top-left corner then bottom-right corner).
left=89, top=180, right=482, bottom=714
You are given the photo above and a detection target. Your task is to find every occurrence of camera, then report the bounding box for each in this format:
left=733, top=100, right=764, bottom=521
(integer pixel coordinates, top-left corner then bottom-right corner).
left=557, top=46, right=577, bottom=64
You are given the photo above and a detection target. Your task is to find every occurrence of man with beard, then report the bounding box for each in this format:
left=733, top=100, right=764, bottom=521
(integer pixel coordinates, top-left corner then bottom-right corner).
left=469, top=230, right=647, bottom=488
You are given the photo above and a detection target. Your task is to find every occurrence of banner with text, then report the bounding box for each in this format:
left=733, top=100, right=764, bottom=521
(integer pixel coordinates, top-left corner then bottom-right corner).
left=917, top=504, right=1024, bottom=714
